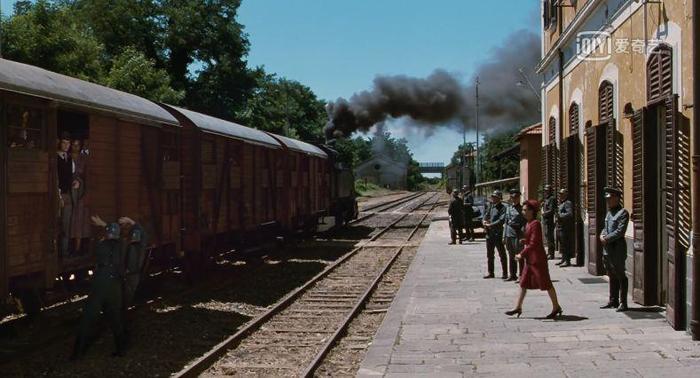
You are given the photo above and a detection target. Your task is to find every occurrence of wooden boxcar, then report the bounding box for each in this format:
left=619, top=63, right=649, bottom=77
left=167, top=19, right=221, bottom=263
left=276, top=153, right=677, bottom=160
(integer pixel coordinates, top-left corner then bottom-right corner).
left=0, top=59, right=181, bottom=309
left=159, top=105, right=285, bottom=260
left=266, top=134, right=329, bottom=231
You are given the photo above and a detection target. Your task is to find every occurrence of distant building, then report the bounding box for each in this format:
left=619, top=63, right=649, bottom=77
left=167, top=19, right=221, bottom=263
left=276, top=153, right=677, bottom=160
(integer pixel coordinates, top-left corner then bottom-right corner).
left=515, top=122, right=542, bottom=202
left=355, top=154, right=407, bottom=190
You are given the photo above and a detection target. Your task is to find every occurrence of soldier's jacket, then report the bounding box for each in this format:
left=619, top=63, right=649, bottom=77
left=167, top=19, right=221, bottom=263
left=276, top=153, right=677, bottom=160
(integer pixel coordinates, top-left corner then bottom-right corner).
left=483, top=202, right=506, bottom=240
left=542, top=195, right=556, bottom=225
left=94, top=239, right=125, bottom=281
left=448, top=197, right=465, bottom=227
left=125, top=224, right=147, bottom=276
left=600, top=206, right=629, bottom=259
left=463, top=195, right=474, bottom=218
left=556, top=199, right=574, bottom=230
left=503, top=203, right=525, bottom=239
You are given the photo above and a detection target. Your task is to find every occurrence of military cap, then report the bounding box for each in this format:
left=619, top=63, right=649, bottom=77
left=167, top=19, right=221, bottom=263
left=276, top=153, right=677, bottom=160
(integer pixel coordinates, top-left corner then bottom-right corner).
left=544, top=184, right=553, bottom=191
left=491, top=190, right=503, bottom=199
left=603, top=187, right=623, bottom=198
left=105, top=223, right=121, bottom=240
left=559, top=188, right=568, bottom=194
left=509, top=188, right=521, bottom=195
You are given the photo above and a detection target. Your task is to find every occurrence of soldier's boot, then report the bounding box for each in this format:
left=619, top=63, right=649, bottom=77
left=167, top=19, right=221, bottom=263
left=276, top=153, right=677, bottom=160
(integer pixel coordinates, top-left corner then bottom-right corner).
left=616, top=277, right=629, bottom=312
left=600, top=301, right=619, bottom=309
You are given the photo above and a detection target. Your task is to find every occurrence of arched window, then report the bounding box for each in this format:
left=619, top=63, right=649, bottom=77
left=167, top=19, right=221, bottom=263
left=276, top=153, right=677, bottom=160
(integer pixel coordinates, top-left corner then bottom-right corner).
left=598, top=81, right=614, bottom=123
left=569, top=103, right=580, bottom=136
left=647, top=44, right=673, bottom=102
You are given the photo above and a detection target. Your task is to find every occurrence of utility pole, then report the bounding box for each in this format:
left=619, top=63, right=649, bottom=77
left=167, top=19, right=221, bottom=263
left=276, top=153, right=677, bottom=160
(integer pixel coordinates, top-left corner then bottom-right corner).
left=461, top=103, right=466, bottom=189
left=1, top=0, right=4, bottom=59
left=475, top=77, right=480, bottom=185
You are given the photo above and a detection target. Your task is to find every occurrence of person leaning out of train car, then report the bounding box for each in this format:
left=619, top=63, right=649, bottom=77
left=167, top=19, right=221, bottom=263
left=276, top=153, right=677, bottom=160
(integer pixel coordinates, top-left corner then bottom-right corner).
left=69, top=138, right=91, bottom=256
left=599, top=187, right=630, bottom=312
left=72, top=215, right=129, bottom=360
left=448, top=190, right=465, bottom=245
left=57, top=131, right=75, bottom=258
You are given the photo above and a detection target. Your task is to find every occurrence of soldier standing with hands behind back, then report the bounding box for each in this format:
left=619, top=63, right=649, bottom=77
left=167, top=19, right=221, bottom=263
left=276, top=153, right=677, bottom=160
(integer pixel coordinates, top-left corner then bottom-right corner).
left=556, top=188, right=574, bottom=267
left=483, top=190, right=507, bottom=279
left=541, top=185, right=557, bottom=260
left=504, top=189, right=525, bottom=281
left=599, top=187, right=630, bottom=312
left=448, top=191, right=465, bottom=245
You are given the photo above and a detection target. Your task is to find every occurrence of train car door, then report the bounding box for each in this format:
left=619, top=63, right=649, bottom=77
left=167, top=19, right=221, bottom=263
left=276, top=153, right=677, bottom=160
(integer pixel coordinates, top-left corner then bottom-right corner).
left=0, top=98, right=7, bottom=297
left=2, top=98, right=54, bottom=295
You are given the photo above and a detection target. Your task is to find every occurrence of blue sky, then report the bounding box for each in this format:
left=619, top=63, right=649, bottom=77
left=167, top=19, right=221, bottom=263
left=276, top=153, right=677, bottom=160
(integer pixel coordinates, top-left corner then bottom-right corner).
left=1, top=0, right=539, bottom=164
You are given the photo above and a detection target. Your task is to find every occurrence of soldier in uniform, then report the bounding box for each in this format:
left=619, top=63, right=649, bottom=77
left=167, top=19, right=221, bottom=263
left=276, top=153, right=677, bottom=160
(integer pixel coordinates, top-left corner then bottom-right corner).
left=599, top=187, right=630, bottom=312
left=462, top=188, right=475, bottom=241
left=71, top=217, right=127, bottom=360
left=448, top=191, right=465, bottom=244
left=541, top=185, right=557, bottom=260
left=503, top=189, right=525, bottom=281
left=556, top=188, right=574, bottom=267
left=482, top=190, right=507, bottom=279
left=121, top=217, right=147, bottom=308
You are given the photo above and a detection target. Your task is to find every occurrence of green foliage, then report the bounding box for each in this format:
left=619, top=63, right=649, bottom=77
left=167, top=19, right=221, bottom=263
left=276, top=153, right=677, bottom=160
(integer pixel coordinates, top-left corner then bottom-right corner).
left=1, top=0, right=104, bottom=81
left=238, top=73, right=327, bottom=143
left=102, top=47, right=185, bottom=104
left=332, top=137, right=372, bottom=169
left=478, top=130, right=519, bottom=182
left=354, top=179, right=381, bottom=196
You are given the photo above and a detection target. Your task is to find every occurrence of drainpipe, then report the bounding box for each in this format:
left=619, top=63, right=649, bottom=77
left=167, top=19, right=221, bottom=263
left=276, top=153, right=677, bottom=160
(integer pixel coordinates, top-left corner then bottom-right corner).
left=691, top=0, right=700, bottom=341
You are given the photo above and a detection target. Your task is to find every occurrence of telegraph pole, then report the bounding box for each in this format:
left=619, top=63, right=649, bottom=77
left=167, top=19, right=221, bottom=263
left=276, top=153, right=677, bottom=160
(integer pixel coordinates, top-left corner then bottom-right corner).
left=475, top=77, right=480, bottom=184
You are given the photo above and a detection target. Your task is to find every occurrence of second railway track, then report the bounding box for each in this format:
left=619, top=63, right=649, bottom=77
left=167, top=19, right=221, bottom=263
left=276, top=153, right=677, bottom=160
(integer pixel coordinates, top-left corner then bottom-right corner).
left=175, top=192, right=442, bottom=377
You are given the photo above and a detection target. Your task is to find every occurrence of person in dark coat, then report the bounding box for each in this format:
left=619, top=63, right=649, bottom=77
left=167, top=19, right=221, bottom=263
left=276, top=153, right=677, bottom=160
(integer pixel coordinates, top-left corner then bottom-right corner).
left=505, top=200, right=562, bottom=319
left=482, top=190, right=507, bottom=279
left=504, top=189, right=526, bottom=281
left=71, top=217, right=127, bottom=359
left=555, top=189, right=574, bottom=267
left=599, top=187, right=630, bottom=312
left=57, top=131, right=74, bottom=257
left=462, top=189, right=475, bottom=241
left=541, top=185, right=557, bottom=260
left=448, top=191, right=465, bottom=244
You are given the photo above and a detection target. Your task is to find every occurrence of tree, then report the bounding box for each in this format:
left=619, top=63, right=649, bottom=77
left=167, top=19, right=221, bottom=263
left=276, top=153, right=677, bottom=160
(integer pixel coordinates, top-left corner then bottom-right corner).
left=238, top=73, right=327, bottom=143
left=73, top=0, right=258, bottom=120
left=102, top=47, right=185, bottom=104
left=1, top=0, right=104, bottom=81
left=478, top=130, right=519, bottom=182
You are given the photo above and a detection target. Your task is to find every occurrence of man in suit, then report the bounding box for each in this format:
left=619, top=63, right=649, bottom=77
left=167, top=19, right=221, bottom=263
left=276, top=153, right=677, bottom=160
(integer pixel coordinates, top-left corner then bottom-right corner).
left=57, top=131, right=75, bottom=257
left=503, top=189, right=525, bottom=281
left=541, top=185, right=557, bottom=260
left=448, top=191, right=465, bottom=244
left=599, top=187, right=630, bottom=312
left=556, top=188, right=574, bottom=267
left=482, top=190, right=507, bottom=279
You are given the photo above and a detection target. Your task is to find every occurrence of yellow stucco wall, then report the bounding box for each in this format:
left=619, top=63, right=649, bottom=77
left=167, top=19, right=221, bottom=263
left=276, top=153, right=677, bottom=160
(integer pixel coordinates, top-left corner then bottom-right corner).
left=542, top=0, right=694, bottom=214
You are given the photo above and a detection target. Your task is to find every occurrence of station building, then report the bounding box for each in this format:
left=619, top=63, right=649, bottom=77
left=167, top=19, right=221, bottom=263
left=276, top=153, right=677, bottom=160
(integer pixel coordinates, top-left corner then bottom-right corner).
left=354, top=154, right=408, bottom=190
left=537, top=0, right=697, bottom=334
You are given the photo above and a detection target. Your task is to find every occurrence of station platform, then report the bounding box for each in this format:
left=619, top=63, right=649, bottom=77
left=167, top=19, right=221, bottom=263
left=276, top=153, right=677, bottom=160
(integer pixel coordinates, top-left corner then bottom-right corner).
left=358, top=217, right=699, bottom=377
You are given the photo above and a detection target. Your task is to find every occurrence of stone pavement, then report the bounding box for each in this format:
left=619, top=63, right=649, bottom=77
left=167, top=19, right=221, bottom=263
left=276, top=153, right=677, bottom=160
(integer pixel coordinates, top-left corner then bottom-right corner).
left=358, top=217, right=700, bottom=377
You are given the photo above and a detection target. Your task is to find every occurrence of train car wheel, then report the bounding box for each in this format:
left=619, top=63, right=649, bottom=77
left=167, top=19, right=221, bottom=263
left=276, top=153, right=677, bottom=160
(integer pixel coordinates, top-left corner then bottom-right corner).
left=15, top=288, right=42, bottom=318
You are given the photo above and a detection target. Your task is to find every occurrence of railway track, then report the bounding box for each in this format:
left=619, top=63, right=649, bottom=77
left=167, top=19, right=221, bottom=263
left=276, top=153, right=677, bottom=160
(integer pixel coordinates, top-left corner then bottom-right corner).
left=174, top=192, right=442, bottom=377
left=356, top=191, right=425, bottom=215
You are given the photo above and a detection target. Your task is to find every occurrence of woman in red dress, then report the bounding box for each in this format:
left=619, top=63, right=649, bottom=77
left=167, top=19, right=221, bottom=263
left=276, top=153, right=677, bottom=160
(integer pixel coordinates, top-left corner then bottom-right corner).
left=505, top=200, right=562, bottom=319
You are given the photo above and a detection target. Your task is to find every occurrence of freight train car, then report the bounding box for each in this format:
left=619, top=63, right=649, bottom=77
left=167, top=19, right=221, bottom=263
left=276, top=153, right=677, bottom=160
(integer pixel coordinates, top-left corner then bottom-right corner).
left=0, top=59, right=182, bottom=313
left=0, top=58, right=357, bottom=314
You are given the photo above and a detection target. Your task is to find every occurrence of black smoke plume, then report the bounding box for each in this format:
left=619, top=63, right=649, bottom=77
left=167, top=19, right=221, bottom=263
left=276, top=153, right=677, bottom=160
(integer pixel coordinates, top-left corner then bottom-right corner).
left=325, top=30, right=541, bottom=139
